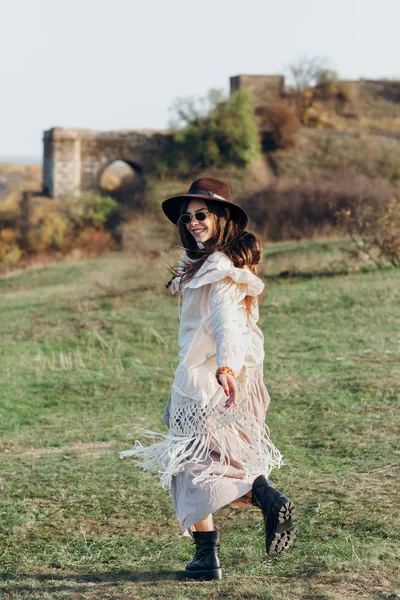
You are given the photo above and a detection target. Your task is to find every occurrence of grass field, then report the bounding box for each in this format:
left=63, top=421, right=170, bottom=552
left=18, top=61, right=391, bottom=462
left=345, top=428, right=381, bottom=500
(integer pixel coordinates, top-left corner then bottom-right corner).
left=0, top=240, right=399, bottom=600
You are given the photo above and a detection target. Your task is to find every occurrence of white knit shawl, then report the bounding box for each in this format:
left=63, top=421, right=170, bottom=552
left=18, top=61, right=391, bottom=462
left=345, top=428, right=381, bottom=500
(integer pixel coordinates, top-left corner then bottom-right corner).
left=120, top=252, right=283, bottom=489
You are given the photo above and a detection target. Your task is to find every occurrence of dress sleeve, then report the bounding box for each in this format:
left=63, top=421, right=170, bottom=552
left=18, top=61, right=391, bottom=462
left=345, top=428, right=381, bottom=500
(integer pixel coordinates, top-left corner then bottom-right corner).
left=182, top=252, right=264, bottom=375
left=206, top=277, right=252, bottom=376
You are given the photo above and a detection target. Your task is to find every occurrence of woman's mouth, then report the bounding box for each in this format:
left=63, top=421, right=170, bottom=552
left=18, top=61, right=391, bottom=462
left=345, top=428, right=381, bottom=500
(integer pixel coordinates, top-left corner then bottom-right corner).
left=192, top=228, right=206, bottom=236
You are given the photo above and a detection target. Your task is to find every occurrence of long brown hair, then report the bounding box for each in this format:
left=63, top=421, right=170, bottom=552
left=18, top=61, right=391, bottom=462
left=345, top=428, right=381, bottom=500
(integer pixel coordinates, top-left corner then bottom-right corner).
left=166, top=198, right=262, bottom=312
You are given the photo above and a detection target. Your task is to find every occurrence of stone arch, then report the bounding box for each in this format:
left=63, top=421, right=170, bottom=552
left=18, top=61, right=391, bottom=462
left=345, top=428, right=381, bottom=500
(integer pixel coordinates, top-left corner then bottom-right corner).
left=99, top=159, right=142, bottom=192
left=43, top=127, right=172, bottom=198
left=91, top=155, right=145, bottom=194
left=99, top=159, right=147, bottom=209
left=98, top=158, right=144, bottom=190
left=100, top=159, right=143, bottom=178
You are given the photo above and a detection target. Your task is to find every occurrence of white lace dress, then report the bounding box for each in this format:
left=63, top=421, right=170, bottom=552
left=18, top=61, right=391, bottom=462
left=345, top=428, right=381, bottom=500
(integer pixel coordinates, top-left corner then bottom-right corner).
left=120, top=251, right=282, bottom=533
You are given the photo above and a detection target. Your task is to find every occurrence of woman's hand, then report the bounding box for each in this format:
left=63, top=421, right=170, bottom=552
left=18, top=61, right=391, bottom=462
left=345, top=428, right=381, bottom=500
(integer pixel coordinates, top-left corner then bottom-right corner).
left=218, top=373, right=238, bottom=408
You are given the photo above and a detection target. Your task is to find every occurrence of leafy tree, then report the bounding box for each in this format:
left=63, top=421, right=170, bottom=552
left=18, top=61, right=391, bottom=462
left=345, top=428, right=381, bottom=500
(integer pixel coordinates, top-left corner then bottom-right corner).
left=158, top=89, right=261, bottom=177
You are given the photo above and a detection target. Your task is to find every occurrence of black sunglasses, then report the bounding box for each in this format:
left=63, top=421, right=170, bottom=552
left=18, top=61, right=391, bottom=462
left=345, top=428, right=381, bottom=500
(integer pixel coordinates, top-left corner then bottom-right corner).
left=179, top=211, right=209, bottom=224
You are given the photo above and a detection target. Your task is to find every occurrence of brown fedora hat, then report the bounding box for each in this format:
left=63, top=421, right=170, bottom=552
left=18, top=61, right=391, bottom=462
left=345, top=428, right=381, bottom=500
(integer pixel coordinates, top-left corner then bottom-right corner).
left=162, top=177, right=248, bottom=227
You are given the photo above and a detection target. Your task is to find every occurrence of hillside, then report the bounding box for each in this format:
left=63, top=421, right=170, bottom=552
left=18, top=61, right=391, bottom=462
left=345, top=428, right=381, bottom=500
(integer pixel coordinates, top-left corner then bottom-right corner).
left=272, top=127, right=400, bottom=184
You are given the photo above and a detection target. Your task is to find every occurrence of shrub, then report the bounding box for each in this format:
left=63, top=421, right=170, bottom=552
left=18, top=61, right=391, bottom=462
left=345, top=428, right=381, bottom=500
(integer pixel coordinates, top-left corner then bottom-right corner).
left=0, top=200, right=22, bottom=268
left=257, top=101, right=300, bottom=150
left=336, top=198, right=400, bottom=267
left=61, top=193, right=118, bottom=230
left=158, top=89, right=261, bottom=177
left=24, top=198, right=69, bottom=253
left=241, top=172, right=398, bottom=241
left=74, top=227, right=114, bottom=256
left=0, top=193, right=118, bottom=269
left=0, top=228, right=22, bottom=267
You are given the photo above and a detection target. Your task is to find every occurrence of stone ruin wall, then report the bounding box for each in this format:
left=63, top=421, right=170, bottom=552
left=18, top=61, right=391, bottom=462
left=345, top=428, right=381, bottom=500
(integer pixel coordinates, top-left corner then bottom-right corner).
left=43, top=128, right=172, bottom=198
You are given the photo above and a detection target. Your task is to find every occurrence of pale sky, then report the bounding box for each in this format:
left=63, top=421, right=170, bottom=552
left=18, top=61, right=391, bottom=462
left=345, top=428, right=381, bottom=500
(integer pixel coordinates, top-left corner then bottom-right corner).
left=1, top=0, right=399, bottom=158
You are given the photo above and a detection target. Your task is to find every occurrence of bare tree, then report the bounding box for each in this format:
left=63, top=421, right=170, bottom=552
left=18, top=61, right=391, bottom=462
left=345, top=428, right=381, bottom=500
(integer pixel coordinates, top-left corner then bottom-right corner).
left=168, top=89, right=226, bottom=129
left=286, top=54, right=331, bottom=93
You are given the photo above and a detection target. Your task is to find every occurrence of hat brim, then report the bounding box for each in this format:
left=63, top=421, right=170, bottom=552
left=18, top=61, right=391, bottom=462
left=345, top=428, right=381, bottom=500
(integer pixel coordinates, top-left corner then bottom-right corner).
left=162, top=194, right=248, bottom=227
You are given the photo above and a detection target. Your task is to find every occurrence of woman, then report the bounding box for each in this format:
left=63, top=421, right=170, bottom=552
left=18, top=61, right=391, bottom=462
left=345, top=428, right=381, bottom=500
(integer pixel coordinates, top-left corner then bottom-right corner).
left=120, top=177, right=296, bottom=580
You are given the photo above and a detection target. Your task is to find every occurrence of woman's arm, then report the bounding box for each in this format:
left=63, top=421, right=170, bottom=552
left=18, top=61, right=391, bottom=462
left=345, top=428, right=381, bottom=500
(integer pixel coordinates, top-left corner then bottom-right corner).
left=207, top=277, right=251, bottom=406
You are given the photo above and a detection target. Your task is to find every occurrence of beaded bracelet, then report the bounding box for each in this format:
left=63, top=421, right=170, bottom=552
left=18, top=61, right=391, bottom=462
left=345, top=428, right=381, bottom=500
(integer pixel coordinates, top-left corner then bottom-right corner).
left=215, top=366, right=235, bottom=385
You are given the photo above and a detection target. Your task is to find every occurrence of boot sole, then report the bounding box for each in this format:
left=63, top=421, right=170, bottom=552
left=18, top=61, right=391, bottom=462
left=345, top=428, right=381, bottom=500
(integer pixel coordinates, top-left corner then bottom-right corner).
left=184, top=567, right=223, bottom=581
left=266, top=496, right=297, bottom=557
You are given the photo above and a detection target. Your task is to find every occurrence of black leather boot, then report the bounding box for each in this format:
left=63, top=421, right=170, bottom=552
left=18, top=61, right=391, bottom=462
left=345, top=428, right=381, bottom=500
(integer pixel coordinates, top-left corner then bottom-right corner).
left=184, top=530, right=223, bottom=580
left=252, top=475, right=296, bottom=556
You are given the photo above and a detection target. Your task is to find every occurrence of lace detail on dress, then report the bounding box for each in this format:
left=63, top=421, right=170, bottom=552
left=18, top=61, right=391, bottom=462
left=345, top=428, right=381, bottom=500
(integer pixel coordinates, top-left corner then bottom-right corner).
left=120, top=366, right=283, bottom=490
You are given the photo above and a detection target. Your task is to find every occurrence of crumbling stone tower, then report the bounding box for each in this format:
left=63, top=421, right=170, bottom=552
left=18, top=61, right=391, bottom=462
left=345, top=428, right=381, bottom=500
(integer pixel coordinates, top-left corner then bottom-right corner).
left=230, top=75, right=284, bottom=110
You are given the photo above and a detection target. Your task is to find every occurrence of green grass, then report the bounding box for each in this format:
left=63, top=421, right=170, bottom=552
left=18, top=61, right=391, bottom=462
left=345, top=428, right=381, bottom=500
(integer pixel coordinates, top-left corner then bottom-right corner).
left=0, top=241, right=399, bottom=599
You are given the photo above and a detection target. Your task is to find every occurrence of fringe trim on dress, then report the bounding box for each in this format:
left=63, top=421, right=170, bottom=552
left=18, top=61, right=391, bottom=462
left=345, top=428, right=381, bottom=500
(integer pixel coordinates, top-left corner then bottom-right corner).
left=119, top=407, right=283, bottom=491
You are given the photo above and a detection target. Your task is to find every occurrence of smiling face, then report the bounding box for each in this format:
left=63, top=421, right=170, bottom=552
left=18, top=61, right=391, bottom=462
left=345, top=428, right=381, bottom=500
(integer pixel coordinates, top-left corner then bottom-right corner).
left=183, top=200, right=215, bottom=244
